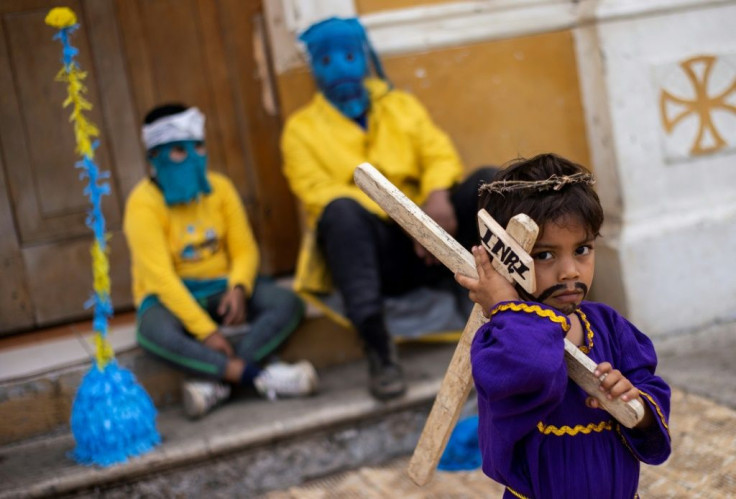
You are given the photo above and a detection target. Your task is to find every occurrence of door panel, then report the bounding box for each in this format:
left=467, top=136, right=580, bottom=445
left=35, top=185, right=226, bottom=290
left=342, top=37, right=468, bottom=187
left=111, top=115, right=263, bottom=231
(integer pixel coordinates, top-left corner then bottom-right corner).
left=116, top=0, right=300, bottom=274
left=0, top=0, right=140, bottom=333
left=116, top=0, right=237, bottom=184
left=0, top=2, right=122, bottom=245
left=22, top=232, right=131, bottom=325
left=0, top=152, right=33, bottom=332
left=218, top=0, right=301, bottom=273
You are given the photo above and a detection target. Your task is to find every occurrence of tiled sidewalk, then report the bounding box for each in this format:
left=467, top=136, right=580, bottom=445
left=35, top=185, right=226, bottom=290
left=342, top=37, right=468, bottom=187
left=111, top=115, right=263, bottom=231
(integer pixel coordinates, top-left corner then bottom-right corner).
left=266, top=387, right=736, bottom=498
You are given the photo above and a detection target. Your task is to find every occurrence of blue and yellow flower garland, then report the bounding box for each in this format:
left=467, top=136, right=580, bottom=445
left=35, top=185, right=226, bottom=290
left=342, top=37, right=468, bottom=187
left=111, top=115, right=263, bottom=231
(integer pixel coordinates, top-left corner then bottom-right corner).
left=46, top=7, right=160, bottom=467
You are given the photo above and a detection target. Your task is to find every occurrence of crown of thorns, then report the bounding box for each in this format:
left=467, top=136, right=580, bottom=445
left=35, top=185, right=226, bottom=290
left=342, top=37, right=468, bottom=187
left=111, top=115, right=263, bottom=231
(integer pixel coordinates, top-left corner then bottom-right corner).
left=479, top=172, right=595, bottom=195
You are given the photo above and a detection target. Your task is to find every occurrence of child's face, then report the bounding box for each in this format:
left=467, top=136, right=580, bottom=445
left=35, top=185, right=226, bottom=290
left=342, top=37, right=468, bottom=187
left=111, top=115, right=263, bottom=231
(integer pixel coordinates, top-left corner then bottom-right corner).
left=531, top=216, right=595, bottom=314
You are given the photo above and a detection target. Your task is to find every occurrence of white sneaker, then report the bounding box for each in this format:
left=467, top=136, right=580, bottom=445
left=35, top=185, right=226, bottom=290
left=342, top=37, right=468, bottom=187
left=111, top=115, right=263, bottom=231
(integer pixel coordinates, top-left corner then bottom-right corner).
left=254, top=361, right=319, bottom=401
left=182, top=380, right=231, bottom=419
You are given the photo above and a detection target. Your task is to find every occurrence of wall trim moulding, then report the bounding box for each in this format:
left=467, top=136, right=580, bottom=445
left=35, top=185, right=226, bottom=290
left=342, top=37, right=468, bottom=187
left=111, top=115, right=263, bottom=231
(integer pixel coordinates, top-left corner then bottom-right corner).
left=267, top=0, right=735, bottom=74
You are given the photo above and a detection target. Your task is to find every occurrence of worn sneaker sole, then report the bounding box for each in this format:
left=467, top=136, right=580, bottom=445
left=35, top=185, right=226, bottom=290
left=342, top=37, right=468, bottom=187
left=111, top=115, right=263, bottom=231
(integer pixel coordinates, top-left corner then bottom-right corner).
left=369, top=363, right=407, bottom=401
left=370, top=384, right=406, bottom=400
left=182, top=385, right=206, bottom=419
left=297, top=360, right=319, bottom=394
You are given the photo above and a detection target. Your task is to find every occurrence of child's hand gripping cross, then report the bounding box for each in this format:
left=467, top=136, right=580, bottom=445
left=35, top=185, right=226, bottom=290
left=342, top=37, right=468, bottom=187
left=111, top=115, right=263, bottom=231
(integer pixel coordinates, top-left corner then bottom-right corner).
left=456, top=244, right=524, bottom=318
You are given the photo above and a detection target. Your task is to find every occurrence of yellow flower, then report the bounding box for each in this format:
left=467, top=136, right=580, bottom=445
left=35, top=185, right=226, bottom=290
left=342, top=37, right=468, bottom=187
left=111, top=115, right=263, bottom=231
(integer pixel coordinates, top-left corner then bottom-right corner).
left=94, top=334, right=114, bottom=369
left=45, top=7, right=77, bottom=29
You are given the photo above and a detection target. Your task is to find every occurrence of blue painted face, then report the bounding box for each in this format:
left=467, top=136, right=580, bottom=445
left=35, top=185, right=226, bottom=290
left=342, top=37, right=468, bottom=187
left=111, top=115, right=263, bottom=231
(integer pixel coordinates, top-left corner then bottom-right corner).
left=300, top=18, right=378, bottom=119
left=149, top=140, right=211, bottom=205
left=310, top=38, right=370, bottom=118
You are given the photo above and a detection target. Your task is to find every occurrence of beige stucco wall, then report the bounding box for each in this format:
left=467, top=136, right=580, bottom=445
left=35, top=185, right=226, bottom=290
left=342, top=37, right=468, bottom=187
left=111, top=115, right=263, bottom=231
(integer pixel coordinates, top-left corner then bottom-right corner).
left=356, top=0, right=465, bottom=13
left=275, top=29, right=591, bottom=173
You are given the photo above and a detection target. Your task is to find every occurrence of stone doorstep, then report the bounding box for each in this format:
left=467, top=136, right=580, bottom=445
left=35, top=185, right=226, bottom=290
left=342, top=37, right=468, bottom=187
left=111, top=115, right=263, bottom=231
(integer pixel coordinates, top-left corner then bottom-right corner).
left=0, top=311, right=364, bottom=446
left=0, top=279, right=328, bottom=384
left=0, top=342, right=458, bottom=499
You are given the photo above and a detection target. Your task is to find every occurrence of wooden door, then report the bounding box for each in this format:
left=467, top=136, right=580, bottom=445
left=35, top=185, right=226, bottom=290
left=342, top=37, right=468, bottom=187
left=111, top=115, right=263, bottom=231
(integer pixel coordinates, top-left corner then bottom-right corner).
left=115, top=0, right=299, bottom=274
left=0, top=0, right=142, bottom=333
left=0, top=0, right=298, bottom=335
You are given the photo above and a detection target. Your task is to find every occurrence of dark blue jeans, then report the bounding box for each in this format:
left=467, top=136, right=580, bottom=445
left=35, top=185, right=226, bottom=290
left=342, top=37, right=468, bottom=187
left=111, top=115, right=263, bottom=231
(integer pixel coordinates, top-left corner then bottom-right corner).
left=136, top=276, right=304, bottom=380
left=316, top=167, right=497, bottom=357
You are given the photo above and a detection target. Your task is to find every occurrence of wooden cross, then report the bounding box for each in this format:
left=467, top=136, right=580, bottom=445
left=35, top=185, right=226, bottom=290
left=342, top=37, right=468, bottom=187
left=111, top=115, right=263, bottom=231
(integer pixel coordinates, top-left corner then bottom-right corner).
left=353, top=162, right=644, bottom=486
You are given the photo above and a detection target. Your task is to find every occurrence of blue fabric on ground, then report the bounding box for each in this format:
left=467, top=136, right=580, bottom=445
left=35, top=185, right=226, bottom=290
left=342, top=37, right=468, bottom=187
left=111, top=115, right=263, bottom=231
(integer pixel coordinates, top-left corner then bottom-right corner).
left=438, top=415, right=482, bottom=471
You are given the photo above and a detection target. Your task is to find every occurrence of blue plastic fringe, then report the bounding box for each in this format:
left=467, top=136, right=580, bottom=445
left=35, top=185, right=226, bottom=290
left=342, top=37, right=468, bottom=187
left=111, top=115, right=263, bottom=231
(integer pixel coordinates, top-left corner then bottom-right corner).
left=437, top=415, right=482, bottom=471
left=70, top=361, right=161, bottom=467
left=46, top=10, right=161, bottom=467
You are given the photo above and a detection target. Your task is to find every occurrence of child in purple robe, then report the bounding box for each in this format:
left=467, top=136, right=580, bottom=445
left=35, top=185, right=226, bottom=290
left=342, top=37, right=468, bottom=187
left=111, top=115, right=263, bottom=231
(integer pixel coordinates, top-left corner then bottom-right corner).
left=455, top=153, right=671, bottom=498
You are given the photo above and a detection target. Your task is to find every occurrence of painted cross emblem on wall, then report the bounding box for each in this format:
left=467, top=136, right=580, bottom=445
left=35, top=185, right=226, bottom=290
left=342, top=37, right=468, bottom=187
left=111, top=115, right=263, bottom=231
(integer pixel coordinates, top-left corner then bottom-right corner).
left=660, top=55, right=736, bottom=156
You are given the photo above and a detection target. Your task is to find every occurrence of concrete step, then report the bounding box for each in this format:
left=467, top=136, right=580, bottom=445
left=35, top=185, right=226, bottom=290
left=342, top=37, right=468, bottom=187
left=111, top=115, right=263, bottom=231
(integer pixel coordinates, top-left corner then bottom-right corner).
left=0, top=342, right=465, bottom=498
left=0, top=294, right=363, bottom=446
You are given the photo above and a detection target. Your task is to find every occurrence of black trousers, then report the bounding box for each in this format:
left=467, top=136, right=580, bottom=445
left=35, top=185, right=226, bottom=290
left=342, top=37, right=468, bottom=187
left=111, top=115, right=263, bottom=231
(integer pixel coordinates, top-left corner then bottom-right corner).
left=316, top=167, right=497, bottom=358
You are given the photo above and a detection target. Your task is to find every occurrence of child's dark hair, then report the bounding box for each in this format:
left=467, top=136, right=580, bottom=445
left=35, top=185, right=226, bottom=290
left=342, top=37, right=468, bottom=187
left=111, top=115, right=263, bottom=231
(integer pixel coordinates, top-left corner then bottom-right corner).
left=479, top=153, right=603, bottom=239
left=143, top=103, right=188, bottom=126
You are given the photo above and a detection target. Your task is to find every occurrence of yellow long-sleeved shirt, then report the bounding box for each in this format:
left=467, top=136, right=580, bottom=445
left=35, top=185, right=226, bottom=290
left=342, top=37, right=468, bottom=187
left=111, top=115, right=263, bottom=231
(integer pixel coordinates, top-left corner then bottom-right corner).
left=123, top=172, right=259, bottom=339
left=281, top=78, right=464, bottom=293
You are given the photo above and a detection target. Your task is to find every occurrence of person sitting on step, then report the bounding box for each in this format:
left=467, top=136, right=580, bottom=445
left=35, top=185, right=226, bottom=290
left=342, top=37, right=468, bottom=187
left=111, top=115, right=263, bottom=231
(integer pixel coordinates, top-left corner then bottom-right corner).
left=124, top=103, right=318, bottom=419
left=281, top=17, right=496, bottom=400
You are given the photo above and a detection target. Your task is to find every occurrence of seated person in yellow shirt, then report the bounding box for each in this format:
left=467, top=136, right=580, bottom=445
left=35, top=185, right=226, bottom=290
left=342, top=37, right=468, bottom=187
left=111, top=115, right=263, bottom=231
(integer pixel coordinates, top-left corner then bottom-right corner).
left=124, top=104, right=317, bottom=419
left=281, top=18, right=495, bottom=400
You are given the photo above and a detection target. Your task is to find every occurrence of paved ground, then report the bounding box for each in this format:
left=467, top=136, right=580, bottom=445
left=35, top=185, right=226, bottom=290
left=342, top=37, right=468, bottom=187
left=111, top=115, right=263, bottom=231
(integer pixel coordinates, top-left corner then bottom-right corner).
left=265, top=321, right=736, bottom=499
left=265, top=387, right=736, bottom=498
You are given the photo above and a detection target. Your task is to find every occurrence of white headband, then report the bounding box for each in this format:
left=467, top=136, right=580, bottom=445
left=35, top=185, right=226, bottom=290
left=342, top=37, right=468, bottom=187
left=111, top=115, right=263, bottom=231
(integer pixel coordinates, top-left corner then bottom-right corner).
left=141, top=107, right=205, bottom=150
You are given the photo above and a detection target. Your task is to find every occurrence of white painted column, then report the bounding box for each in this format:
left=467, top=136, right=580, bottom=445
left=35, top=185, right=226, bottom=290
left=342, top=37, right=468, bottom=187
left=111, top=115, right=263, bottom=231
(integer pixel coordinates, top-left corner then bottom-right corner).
left=574, top=1, right=736, bottom=337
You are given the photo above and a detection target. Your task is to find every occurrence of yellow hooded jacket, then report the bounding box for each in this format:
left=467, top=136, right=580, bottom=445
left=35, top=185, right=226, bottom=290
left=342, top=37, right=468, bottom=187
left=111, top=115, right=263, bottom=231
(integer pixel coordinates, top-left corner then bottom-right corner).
left=281, top=78, right=464, bottom=294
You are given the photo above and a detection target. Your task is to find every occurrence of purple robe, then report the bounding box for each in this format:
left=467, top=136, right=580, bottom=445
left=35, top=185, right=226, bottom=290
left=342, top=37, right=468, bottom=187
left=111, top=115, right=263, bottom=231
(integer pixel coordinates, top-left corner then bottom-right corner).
left=471, top=301, right=671, bottom=499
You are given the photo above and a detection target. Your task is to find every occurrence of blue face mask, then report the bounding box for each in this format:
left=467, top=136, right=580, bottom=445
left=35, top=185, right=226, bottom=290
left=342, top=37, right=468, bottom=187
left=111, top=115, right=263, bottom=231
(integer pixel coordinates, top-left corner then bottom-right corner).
left=310, top=39, right=369, bottom=119
left=300, top=17, right=388, bottom=120
left=149, top=140, right=211, bottom=205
